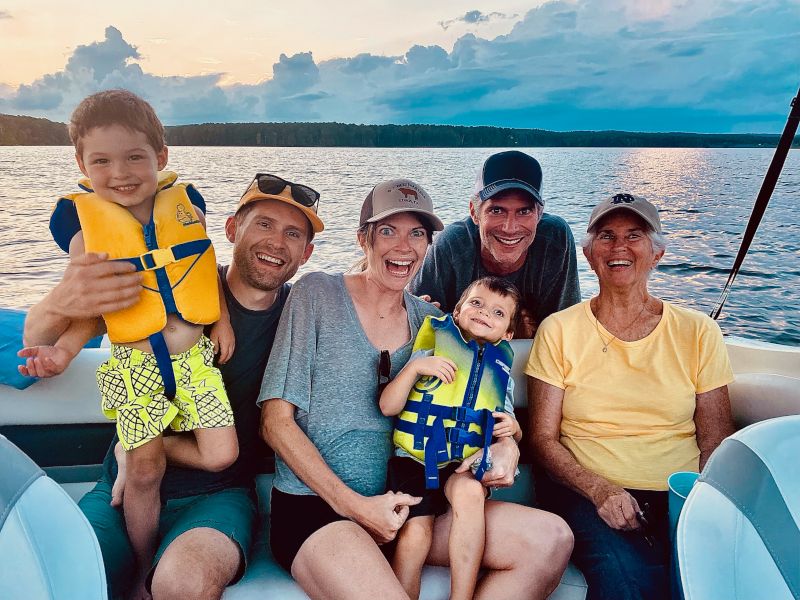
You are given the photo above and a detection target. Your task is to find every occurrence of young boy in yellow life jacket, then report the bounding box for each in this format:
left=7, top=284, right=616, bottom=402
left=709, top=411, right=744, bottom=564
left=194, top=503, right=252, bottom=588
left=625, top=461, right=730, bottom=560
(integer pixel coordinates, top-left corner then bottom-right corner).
left=380, top=276, right=523, bottom=600
left=18, top=90, right=238, bottom=599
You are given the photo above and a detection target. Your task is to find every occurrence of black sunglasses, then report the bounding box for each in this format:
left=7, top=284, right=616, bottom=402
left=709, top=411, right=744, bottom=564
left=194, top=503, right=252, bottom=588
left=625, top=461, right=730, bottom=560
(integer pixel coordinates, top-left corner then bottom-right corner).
left=253, top=173, right=320, bottom=210
left=377, top=349, right=391, bottom=395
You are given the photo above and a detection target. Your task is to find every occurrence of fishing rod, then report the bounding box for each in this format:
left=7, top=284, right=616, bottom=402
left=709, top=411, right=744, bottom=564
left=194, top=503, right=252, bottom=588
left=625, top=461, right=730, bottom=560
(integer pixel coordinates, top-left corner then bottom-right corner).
left=710, top=85, right=800, bottom=320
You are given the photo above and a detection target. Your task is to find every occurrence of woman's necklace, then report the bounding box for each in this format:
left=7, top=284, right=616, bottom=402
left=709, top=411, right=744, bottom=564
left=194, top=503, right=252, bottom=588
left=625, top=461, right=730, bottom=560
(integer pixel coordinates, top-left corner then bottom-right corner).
left=593, top=299, right=648, bottom=353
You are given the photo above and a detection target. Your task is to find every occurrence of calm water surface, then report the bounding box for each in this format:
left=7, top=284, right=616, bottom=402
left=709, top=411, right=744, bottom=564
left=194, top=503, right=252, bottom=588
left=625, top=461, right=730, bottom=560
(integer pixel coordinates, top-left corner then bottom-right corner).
left=1, top=146, right=798, bottom=345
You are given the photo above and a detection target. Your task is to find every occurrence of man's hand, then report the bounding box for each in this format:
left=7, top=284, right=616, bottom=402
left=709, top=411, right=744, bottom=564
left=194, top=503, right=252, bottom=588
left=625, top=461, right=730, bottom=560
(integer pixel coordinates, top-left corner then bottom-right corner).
left=350, top=492, right=421, bottom=544
left=210, top=317, right=236, bottom=364
left=24, top=253, right=140, bottom=347
left=17, top=345, right=75, bottom=378
left=514, top=307, right=538, bottom=339
left=54, top=253, right=141, bottom=319
left=416, top=294, right=442, bottom=310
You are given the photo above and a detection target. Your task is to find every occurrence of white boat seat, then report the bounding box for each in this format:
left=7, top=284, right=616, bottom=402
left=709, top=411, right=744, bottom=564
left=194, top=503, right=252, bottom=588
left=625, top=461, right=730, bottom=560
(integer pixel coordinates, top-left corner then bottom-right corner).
left=676, top=415, right=800, bottom=600
left=0, top=434, right=107, bottom=599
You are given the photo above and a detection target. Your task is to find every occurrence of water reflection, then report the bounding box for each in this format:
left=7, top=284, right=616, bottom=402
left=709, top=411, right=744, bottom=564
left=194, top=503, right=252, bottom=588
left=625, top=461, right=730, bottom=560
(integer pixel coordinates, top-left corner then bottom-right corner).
left=0, top=146, right=797, bottom=345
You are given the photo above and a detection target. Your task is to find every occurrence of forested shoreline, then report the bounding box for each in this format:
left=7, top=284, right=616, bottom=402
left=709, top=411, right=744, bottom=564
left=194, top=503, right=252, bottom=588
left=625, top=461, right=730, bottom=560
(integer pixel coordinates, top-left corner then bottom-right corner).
left=1, top=113, right=793, bottom=148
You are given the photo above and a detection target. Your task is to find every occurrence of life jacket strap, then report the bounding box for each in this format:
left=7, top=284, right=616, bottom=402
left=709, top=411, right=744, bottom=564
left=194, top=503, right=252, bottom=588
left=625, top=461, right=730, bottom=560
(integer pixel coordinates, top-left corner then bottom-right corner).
left=471, top=410, right=495, bottom=483
left=395, top=409, right=494, bottom=489
left=149, top=331, right=176, bottom=400
left=120, top=239, right=211, bottom=272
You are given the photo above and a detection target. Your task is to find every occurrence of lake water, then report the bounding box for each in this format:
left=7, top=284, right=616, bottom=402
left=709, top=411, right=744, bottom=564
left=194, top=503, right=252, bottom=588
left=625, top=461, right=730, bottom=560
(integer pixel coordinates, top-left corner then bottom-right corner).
left=1, top=146, right=798, bottom=345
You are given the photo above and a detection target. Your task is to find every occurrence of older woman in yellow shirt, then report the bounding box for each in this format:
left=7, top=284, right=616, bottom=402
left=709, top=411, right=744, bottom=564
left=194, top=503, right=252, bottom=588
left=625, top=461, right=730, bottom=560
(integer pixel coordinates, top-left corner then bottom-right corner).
left=526, top=194, right=735, bottom=600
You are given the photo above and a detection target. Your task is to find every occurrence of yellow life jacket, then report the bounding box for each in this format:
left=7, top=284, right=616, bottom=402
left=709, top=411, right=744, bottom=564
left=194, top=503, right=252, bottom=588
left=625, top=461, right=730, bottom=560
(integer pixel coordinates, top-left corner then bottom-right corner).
left=56, top=171, right=219, bottom=344
left=393, top=314, right=514, bottom=488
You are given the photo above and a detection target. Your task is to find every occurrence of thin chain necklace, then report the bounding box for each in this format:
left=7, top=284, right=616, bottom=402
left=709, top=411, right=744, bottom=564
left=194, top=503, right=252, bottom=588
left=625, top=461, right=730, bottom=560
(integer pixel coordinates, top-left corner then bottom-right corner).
left=593, top=298, right=648, bottom=353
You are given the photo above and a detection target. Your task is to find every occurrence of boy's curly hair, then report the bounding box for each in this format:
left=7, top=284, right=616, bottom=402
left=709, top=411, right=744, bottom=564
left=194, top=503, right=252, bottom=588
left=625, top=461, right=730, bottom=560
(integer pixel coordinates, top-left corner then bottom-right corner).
left=69, top=89, right=164, bottom=155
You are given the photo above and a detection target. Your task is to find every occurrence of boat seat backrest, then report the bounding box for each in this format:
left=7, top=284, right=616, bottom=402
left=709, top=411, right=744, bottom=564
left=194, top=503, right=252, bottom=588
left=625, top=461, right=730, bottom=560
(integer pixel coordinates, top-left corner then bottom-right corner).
left=0, top=434, right=107, bottom=599
left=728, top=373, right=800, bottom=428
left=676, top=415, right=800, bottom=600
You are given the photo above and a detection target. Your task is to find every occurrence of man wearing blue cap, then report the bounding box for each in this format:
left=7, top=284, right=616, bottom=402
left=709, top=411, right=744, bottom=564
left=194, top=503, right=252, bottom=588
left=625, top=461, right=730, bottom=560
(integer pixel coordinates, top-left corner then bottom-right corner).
left=410, top=151, right=580, bottom=338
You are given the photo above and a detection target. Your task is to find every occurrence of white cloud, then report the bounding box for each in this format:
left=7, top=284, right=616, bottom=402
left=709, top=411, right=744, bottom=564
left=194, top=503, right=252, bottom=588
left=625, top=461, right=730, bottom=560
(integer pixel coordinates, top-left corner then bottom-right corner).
left=1, top=0, right=798, bottom=132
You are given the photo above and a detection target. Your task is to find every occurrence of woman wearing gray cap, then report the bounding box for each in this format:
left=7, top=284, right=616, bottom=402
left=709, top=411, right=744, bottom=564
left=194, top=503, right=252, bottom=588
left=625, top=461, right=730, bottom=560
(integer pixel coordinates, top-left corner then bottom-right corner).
left=258, top=179, right=572, bottom=599
left=526, top=194, right=735, bottom=599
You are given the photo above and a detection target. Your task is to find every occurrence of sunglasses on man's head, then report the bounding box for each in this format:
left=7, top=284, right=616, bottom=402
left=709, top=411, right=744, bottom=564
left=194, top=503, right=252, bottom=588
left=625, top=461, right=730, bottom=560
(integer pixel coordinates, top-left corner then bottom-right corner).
left=253, top=173, right=320, bottom=210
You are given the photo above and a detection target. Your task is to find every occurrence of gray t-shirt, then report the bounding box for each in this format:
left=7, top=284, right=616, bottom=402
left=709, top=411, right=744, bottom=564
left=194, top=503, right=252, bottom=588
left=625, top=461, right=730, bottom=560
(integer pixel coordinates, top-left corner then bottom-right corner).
left=257, top=272, right=441, bottom=496
left=409, top=215, right=581, bottom=327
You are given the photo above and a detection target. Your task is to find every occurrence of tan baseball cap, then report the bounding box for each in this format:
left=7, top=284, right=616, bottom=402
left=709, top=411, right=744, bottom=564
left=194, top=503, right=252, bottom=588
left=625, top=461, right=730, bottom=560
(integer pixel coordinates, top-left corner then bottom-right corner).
left=236, top=174, right=324, bottom=233
left=360, top=179, right=444, bottom=231
left=587, top=193, right=662, bottom=234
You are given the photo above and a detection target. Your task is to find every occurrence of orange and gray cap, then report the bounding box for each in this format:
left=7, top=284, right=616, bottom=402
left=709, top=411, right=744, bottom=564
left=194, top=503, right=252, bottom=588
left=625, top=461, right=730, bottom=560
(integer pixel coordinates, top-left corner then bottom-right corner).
left=360, top=179, right=444, bottom=231
left=236, top=177, right=324, bottom=233
left=587, top=193, right=662, bottom=234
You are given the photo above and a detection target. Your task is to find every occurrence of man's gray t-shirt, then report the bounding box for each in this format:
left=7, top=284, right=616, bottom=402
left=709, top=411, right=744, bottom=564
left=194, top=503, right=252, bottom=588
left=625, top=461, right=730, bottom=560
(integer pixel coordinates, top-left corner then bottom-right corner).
left=257, top=272, right=441, bottom=497
left=409, top=215, right=581, bottom=326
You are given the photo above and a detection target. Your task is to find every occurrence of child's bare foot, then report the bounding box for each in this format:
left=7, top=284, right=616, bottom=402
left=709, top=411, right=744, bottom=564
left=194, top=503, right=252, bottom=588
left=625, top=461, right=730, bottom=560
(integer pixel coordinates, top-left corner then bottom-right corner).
left=110, top=442, right=127, bottom=507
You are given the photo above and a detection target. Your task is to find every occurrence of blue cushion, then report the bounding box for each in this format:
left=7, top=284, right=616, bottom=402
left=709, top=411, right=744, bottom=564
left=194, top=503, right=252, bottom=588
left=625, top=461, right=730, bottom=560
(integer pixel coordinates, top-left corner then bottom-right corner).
left=0, top=308, right=102, bottom=390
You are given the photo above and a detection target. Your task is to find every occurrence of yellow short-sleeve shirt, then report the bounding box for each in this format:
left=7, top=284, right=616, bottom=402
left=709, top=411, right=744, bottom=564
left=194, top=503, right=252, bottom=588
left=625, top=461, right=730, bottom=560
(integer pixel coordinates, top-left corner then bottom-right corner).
left=525, top=300, right=734, bottom=491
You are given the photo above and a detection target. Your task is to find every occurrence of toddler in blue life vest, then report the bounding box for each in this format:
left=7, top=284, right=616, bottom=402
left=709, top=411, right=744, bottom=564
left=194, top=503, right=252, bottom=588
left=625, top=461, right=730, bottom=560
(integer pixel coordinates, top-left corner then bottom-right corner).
left=380, top=276, right=522, bottom=600
left=18, top=89, right=237, bottom=598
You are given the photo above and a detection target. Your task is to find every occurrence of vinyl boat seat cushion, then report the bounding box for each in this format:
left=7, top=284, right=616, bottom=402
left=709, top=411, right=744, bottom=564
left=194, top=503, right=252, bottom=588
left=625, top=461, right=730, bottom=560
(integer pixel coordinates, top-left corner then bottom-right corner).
left=0, top=434, right=107, bottom=599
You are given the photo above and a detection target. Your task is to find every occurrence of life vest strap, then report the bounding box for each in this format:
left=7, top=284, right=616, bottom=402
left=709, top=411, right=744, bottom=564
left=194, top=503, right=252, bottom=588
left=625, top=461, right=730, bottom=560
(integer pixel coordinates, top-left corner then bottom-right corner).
left=402, top=400, right=486, bottom=424
left=395, top=409, right=495, bottom=489
left=149, top=331, right=176, bottom=400
left=121, top=239, right=211, bottom=272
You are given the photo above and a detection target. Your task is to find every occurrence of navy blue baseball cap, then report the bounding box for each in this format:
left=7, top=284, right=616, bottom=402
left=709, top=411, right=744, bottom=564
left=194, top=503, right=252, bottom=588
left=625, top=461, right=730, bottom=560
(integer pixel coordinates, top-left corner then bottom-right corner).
left=473, top=151, right=543, bottom=206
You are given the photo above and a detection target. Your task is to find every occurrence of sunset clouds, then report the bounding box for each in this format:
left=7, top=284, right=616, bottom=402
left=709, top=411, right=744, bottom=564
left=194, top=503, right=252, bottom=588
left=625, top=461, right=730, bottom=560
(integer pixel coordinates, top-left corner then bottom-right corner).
left=1, top=0, right=798, bottom=132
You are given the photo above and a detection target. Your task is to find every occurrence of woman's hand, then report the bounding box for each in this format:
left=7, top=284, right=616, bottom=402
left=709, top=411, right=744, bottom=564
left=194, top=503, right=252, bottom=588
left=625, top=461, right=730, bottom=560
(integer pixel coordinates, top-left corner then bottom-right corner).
left=592, top=482, right=642, bottom=531
left=456, top=437, right=519, bottom=489
left=350, top=492, right=421, bottom=544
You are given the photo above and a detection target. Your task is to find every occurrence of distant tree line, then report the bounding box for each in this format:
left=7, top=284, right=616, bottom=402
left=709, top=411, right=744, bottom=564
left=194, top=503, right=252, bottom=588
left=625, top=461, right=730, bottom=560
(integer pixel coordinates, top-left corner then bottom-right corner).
left=0, top=114, right=71, bottom=145
left=2, top=113, right=795, bottom=148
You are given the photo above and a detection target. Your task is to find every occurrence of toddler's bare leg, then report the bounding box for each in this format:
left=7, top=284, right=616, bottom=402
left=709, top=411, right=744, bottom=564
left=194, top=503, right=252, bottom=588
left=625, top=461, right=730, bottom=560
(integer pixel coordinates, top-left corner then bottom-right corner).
left=444, top=471, right=487, bottom=600
left=161, top=425, right=239, bottom=472
left=124, top=435, right=166, bottom=600
left=392, top=515, right=435, bottom=600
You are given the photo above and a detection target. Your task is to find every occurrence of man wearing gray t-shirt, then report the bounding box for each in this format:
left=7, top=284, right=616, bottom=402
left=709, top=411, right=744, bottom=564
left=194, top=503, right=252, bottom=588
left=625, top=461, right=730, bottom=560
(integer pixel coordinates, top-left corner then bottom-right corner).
left=410, top=151, right=580, bottom=337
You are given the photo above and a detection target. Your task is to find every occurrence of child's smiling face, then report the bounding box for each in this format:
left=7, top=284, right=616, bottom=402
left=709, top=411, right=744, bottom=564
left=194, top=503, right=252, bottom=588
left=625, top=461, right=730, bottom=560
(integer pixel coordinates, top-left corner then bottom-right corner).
left=76, top=124, right=168, bottom=222
left=453, top=283, right=516, bottom=344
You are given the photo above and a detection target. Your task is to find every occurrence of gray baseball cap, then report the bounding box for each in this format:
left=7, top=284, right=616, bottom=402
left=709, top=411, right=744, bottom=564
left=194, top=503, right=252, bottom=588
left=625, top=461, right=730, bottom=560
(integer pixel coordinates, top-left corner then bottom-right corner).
left=360, top=179, right=444, bottom=231
left=587, top=193, right=662, bottom=234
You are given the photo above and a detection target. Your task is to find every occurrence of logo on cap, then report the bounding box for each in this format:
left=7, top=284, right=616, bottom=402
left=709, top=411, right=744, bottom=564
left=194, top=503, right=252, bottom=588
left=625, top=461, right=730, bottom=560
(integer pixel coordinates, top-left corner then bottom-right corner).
left=397, top=187, right=420, bottom=203
left=610, top=193, right=636, bottom=205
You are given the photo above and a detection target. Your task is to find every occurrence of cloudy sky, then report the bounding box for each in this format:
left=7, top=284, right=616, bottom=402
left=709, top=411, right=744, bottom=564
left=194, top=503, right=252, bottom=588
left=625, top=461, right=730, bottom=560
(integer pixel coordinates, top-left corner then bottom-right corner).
left=0, top=0, right=798, bottom=132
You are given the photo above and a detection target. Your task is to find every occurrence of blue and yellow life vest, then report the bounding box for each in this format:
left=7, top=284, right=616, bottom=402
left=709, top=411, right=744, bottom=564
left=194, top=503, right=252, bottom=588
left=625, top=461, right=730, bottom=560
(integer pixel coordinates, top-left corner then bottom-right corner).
left=51, top=171, right=219, bottom=398
left=393, top=314, right=514, bottom=489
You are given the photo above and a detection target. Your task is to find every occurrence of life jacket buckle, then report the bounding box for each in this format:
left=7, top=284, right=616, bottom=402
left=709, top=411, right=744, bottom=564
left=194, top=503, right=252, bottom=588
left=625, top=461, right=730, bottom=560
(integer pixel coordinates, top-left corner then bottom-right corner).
left=445, top=427, right=465, bottom=444
left=141, top=247, right=177, bottom=270
left=453, top=406, right=470, bottom=423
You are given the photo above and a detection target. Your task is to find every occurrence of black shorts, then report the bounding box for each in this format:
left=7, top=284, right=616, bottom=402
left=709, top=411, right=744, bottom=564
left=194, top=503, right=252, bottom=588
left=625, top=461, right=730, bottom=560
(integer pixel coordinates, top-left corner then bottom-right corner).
left=270, top=488, right=348, bottom=571
left=385, top=456, right=460, bottom=520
